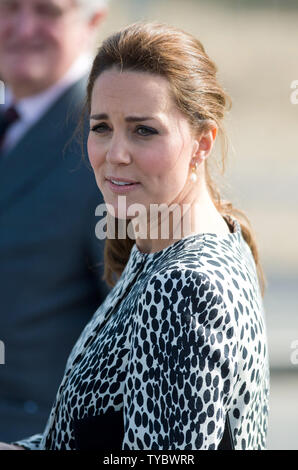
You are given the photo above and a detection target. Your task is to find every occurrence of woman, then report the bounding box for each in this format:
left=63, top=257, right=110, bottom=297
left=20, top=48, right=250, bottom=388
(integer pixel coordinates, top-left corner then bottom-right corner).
left=2, top=22, right=269, bottom=450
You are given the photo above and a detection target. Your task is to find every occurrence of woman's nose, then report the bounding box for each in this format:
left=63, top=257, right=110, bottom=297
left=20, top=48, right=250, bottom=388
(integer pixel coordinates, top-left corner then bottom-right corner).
left=105, top=136, right=132, bottom=165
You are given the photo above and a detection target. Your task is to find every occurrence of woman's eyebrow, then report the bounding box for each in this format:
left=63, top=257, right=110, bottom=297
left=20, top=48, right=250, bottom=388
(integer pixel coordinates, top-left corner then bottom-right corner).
left=90, top=113, right=109, bottom=120
left=90, top=113, right=153, bottom=122
left=125, top=116, right=153, bottom=122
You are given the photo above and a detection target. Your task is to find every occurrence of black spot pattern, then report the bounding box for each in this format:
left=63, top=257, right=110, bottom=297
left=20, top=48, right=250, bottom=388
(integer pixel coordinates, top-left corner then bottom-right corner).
left=14, top=218, right=269, bottom=450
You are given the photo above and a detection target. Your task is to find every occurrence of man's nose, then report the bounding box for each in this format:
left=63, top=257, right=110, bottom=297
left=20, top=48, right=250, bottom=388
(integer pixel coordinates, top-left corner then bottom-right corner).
left=106, top=136, right=132, bottom=165
left=13, top=8, right=40, bottom=38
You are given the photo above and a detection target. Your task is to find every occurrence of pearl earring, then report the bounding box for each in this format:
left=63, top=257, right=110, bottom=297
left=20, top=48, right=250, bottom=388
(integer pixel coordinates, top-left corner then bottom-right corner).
left=190, top=161, right=198, bottom=183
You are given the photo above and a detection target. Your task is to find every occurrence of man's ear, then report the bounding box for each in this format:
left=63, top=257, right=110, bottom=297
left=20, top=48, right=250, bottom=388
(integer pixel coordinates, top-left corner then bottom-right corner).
left=88, top=9, right=107, bottom=29
left=211, top=126, right=217, bottom=141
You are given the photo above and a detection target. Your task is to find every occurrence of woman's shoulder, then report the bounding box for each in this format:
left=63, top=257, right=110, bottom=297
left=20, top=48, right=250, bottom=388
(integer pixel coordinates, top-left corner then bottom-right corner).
left=138, top=224, right=262, bottom=319
left=139, top=257, right=227, bottom=321
left=143, top=226, right=245, bottom=284
left=142, top=216, right=247, bottom=270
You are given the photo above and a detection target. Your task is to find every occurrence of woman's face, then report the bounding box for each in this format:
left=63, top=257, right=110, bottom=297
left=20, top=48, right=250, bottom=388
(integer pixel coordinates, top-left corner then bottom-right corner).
left=87, top=68, right=200, bottom=219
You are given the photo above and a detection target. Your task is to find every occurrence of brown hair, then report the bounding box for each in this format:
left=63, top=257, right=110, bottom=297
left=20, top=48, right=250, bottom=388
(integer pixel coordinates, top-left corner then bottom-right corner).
left=86, top=22, right=265, bottom=294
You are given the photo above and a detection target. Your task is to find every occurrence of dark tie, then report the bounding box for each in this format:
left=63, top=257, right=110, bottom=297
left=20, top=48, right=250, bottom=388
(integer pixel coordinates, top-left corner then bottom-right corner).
left=0, top=105, right=20, bottom=150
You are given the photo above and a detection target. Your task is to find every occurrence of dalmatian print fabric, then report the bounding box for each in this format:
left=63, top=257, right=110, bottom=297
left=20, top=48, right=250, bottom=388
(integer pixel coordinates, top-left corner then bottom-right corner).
left=14, top=217, right=269, bottom=450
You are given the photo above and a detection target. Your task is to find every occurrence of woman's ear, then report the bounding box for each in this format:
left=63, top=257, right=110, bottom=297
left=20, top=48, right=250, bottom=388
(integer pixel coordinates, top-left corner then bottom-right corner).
left=194, top=124, right=218, bottom=163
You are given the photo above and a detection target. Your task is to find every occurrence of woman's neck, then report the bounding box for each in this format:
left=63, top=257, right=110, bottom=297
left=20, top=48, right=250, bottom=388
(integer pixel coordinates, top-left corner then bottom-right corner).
left=134, top=183, right=230, bottom=255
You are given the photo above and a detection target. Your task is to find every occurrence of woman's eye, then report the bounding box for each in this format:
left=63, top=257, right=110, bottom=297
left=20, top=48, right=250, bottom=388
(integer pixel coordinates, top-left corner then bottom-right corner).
left=90, top=123, right=110, bottom=134
left=136, top=126, right=158, bottom=137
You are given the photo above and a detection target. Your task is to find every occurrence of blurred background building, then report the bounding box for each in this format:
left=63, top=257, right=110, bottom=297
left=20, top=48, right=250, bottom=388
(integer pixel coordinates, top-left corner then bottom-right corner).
left=98, top=0, right=298, bottom=450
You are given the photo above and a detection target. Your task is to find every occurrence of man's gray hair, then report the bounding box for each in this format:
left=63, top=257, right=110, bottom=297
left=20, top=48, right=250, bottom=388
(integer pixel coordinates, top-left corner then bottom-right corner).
left=75, top=0, right=109, bottom=18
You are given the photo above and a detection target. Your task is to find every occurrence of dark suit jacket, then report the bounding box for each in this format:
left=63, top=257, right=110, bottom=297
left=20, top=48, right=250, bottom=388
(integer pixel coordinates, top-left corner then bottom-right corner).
left=0, top=77, right=109, bottom=441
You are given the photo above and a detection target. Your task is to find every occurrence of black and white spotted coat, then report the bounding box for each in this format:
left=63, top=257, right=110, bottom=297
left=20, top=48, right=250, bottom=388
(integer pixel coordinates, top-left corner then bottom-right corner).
left=14, top=218, right=269, bottom=450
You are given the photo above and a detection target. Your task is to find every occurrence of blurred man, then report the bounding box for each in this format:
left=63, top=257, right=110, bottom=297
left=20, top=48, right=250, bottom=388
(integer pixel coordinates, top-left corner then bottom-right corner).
left=0, top=0, right=110, bottom=441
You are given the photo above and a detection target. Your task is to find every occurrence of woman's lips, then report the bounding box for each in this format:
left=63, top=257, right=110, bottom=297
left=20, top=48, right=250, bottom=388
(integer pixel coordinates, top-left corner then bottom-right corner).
left=106, top=179, right=141, bottom=194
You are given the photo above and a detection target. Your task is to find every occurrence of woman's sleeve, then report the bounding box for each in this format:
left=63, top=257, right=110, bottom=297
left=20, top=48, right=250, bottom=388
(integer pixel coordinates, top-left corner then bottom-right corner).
left=11, top=434, right=43, bottom=450
left=122, top=268, right=239, bottom=450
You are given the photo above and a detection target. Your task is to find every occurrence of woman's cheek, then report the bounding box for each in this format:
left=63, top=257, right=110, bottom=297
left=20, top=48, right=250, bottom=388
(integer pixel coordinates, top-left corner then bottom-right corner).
left=87, top=134, right=102, bottom=170
left=139, top=146, right=170, bottom=176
